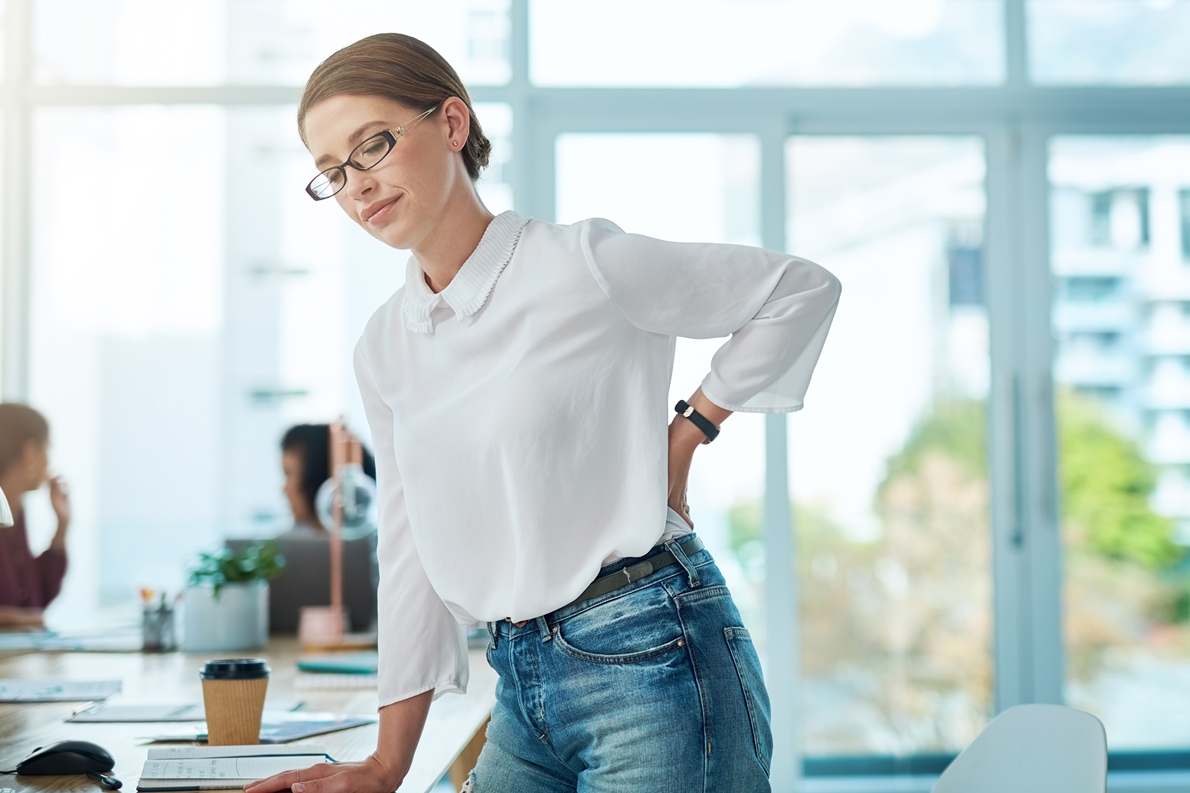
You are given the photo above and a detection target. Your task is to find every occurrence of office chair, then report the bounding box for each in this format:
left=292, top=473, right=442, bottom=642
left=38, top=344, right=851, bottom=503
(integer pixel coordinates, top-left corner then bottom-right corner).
left=932, top=704, right=1107, bottom=793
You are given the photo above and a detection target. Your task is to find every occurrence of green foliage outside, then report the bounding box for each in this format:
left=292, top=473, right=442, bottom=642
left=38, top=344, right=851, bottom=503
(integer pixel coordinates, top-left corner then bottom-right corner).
left=188, top=542, right=286, bottom=598
left=728, top=390, right=1187, bottom=613
left=879, top=392, right=1180, bottom=570
left=1058, top=393, right=1181, bottom=569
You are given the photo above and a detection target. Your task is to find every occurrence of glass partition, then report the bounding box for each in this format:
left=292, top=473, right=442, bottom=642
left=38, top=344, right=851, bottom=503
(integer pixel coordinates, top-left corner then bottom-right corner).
left=532, top=0, right=1003, bottom=87
left=786, top=136, right=991, bottom=755
left=1050, top=136, right=1190, bottom=748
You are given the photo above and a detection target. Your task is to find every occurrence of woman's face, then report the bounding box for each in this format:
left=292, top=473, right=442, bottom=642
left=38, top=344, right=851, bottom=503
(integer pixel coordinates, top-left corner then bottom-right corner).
left=281, top=448, right=314, bottom=524
left=303, top=94, right=464, bottom=251
left=10, top=440, right=49, bottom=494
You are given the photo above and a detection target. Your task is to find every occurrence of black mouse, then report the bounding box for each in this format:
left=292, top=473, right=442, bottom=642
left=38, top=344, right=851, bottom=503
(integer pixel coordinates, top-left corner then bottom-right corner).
left=16, top=739, right=114, bottom=775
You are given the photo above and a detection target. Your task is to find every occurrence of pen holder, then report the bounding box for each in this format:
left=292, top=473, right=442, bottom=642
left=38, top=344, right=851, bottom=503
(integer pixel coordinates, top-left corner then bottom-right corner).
left=142, top=599, right=178, bottom=652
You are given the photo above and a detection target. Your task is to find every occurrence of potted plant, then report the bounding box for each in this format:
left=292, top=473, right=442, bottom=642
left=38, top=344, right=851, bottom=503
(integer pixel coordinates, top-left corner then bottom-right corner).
left=183, top=543, right=285, bottom=653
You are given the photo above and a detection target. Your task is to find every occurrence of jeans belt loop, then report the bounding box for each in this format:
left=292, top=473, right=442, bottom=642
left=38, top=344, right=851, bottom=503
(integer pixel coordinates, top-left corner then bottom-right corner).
left=666, top=535, right=700, bottom=588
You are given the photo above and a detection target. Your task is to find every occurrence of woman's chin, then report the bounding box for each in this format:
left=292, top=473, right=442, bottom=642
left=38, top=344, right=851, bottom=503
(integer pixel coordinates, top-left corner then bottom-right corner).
left=369, top=219, right=417, bottom=251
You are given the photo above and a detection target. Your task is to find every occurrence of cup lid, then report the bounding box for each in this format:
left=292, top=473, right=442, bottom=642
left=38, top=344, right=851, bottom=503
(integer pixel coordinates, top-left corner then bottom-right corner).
left=199, top=658, right=270, bottom=680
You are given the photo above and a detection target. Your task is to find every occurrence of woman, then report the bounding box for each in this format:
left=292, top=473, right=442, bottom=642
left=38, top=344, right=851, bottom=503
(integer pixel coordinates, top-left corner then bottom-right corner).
left=249, top=33, right=839, bottom=793
left=0, top=403, right=72, bottom=629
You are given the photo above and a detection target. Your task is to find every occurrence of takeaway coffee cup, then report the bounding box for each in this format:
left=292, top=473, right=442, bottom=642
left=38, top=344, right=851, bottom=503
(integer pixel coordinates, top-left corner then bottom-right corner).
left=199, top=658, right=270, bottom=745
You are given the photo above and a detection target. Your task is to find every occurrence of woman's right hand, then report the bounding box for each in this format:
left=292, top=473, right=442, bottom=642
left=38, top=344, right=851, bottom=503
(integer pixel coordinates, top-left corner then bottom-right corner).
left=243, top=753, right=401, bottom=793
left=245, top=690, right=433, bottom=793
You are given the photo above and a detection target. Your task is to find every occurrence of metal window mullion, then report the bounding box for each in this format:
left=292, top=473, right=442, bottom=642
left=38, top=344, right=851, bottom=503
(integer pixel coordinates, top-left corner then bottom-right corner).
left=986, top=121, right=1065, bottom=712
left=1005, top=0, right=1029, bottom=88
left=2, top=0, right=33, bottom=400
left=760, top=119, right=799, bottom=793
left=1018, top=123, right=1065, bottom=705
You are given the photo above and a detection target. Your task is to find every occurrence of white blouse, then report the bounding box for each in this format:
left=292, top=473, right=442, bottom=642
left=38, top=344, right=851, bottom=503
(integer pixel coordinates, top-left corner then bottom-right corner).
left=354, top=211, right=840, bottom=707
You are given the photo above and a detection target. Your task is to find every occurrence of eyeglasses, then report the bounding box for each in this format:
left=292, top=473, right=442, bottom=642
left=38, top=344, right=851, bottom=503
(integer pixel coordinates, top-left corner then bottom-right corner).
left=305, top=104, right=439, bottom=201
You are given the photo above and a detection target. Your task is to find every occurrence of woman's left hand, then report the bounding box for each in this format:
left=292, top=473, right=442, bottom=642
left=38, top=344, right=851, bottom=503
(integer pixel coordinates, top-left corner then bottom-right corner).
left=667, top=422, right=699, bottom=528
left=48, top=476, right=71, bottom=550
left=49, top=476, right=71, bottom=527
left=668, top=389, right=734, bottom=530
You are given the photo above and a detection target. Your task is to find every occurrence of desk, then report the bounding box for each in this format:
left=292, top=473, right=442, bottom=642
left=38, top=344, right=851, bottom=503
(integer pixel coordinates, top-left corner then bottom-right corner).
left=0, top=640, right=495, bottom=792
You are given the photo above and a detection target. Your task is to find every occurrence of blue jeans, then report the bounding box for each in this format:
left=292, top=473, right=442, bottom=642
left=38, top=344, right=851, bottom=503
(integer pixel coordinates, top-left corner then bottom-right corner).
left=471, top=536, right=772, bottom=792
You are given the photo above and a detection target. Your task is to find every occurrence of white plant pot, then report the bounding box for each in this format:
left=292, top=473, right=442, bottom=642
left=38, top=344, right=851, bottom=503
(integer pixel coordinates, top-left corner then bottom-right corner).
left=183, top=581, right=269, bottom=653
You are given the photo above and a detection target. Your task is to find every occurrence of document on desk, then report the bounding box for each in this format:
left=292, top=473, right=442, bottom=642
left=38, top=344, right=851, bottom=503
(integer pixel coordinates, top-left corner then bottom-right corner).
left=136, top=745, right=330, bottom=792
left=0, top=679, right=121, bottom=702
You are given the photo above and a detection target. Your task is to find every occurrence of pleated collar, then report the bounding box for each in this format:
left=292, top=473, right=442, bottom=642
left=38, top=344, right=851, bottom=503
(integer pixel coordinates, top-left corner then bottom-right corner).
left=402, top=210, right=529, bottom=334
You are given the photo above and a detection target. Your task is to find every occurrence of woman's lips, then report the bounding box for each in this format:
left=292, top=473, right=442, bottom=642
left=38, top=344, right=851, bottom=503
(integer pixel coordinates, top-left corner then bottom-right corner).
left=364, top=196, right=399, bottom=225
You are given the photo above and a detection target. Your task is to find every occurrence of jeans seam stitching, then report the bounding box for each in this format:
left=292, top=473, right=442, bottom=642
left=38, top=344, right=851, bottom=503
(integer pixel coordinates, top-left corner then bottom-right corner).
left=551, top=627, right=685, bottom=665
left=671, top=586, right=711, bottom=793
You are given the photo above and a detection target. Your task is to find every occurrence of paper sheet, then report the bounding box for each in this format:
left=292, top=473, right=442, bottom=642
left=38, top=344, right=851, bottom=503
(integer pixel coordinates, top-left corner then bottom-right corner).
left=0, top=679, right=121, bottom=702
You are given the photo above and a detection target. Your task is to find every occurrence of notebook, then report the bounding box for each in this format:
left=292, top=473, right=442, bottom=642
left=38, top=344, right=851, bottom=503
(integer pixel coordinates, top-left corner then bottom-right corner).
left=296, top=651, right=378, bottom=675
left=69, top=700, right=302, bottom=723
left=135, top=745, right=331, bottom=792
left=140, top=713, right=375, bottom=743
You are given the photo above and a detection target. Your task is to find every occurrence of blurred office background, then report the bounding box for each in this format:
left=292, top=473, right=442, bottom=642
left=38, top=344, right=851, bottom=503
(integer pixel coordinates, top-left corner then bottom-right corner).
left=4, top=0, right=1190, bottom=787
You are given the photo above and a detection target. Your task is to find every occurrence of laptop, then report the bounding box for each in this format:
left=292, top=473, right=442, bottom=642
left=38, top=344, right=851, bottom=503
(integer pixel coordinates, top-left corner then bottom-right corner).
left=227, top=533, right=378, bottom=634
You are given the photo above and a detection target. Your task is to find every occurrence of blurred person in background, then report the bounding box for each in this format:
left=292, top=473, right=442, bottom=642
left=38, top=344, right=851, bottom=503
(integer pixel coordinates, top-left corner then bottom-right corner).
left=280, top=423, right=377, bottom=538
left=257, top=423, right=379, bottom=633
left=0, top=403, right=71, bottom=629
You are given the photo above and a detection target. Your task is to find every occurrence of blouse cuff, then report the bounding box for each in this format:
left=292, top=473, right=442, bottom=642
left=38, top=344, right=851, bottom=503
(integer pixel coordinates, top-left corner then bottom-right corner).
left=378, top=675, right=468, bottom=710
left=700, top=377, right=805, bottom=414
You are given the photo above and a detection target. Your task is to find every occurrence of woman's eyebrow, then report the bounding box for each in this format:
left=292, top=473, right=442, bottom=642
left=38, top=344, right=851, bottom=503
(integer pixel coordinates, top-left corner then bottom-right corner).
left=314, top=120, right=389, bottom=167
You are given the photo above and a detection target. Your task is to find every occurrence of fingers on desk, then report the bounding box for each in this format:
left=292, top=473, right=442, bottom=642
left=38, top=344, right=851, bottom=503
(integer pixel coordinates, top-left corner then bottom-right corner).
left=244, top=762, right=336, bottom=793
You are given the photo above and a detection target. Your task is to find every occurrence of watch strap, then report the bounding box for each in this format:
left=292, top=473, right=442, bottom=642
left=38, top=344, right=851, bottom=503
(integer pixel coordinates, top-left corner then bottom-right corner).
left=674, top=400, right=720, bottom=443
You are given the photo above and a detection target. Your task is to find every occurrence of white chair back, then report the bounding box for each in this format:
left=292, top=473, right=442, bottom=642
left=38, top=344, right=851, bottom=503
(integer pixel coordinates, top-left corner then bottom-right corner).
left=932, top=704, right=1107, bottom=793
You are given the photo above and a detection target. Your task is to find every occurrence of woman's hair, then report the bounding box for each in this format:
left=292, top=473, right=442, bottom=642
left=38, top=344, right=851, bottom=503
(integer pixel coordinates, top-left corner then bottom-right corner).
left=281, top=424, right=377, bottom=514
left=0, top=403, right=49, bottom=477
left=297, top=32, right=492, bottom=181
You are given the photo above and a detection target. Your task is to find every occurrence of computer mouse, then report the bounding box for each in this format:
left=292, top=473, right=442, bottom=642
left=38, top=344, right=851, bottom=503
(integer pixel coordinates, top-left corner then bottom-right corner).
left=15, top=739, right=114, bottom=775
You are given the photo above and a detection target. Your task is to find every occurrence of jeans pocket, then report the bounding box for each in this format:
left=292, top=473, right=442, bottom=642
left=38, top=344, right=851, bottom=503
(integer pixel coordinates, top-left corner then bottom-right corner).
left=552, top=585, right=686, bottom=665
left=724, top=626, right=773, bottom=775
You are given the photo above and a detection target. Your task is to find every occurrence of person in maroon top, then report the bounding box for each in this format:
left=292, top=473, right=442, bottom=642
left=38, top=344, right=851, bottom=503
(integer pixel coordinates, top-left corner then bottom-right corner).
left=0, top=403, right=71, bottom=629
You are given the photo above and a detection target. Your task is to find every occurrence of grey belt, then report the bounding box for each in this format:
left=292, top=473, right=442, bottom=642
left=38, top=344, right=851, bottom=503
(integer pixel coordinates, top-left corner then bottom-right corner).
left=570, top=535, right=705, bottom=607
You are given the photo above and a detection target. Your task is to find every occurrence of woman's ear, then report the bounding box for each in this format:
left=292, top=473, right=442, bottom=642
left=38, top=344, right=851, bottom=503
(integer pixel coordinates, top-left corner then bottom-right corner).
left=440, top=96, right=471, bottom=151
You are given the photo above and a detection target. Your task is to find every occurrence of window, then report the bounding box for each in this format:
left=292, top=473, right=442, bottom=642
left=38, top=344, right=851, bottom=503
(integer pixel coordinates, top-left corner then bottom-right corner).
left=786, top=136, right=990, bottom=755
left=33, top=0, right=512, bottom=85
left=1051, top=136, right=1190, bottom=749
left=1180, top=189, right=1190, bottom=259
left=1062, top=277, right=1122, bottom=303
left=1028, top=0, right=1190, bottom=85
left=531, top=0, right=1004, bottom=87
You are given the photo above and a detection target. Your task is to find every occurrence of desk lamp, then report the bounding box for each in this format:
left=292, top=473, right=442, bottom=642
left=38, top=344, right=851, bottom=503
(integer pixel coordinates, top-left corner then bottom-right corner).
left=298, top=420, right=377, bottom=650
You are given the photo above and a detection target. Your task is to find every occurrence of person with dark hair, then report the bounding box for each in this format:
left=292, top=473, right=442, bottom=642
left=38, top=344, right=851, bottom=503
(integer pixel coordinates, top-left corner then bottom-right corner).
left=0, top=403, right=71, bottom=629
left=280, top=423, right=377, bottom=534
left=249, top=32, right=839, bottom=793
left=261, top=423, right=379, bottom=633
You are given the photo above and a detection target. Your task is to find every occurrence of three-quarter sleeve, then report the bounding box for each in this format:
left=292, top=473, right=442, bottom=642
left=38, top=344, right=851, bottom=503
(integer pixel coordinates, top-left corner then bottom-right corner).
left=354, top=339, right=469, bottom=708
left=580, top=218, right=841, bottom=412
